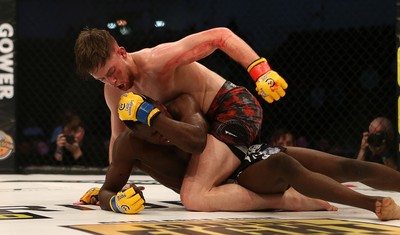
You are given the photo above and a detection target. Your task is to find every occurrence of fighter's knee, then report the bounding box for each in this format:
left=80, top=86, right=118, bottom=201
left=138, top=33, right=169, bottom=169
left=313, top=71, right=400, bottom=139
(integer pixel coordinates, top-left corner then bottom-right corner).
left=180, top=185, right=197, bottom=210
left=179, top=188, right=191, bottom=209
left=180, top=190, right=208, bottom=211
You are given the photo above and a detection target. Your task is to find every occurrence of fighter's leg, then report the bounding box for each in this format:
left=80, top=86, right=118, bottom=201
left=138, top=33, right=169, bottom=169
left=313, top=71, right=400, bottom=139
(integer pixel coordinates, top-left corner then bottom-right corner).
left=237, top=152, right=392, bottom=215
left=285, top=147, right=400, bottom=192
left=180, top=134, right=241, bottom=211
left=182, top=83, right=334, bottom=211
left=180, top=83, right=265, bottom=210
left=180, top=135, right=335, bottom=212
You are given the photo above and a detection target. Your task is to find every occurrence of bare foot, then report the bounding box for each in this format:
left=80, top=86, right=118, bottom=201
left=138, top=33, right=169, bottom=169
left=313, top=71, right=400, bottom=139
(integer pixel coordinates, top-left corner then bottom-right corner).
left=375, top=198, right=400, bottom=221
left=281, top=187, right=338, bottom=211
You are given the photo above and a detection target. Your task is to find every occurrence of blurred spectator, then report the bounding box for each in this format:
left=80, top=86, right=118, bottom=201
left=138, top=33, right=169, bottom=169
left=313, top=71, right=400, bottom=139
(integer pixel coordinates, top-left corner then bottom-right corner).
left=50, top=110, right=76, bottom=144
left=51, top=115, right=108, bottom=167
left=271, top=128, right=295, bottom=146
left=356, top=117, right=398, bottom=170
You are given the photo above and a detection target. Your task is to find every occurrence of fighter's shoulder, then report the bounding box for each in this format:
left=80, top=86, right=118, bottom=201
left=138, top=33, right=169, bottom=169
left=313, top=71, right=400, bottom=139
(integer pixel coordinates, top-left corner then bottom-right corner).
left=132, top=45, right=169, bottom=58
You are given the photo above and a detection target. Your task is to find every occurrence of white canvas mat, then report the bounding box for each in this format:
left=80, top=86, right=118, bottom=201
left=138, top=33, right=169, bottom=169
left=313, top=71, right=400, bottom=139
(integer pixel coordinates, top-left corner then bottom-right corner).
left=1, top=174, right=400, bottom=235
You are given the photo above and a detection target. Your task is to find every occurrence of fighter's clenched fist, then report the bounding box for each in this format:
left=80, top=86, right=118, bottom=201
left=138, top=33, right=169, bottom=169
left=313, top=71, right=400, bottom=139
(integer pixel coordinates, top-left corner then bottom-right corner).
left=109, top=187, right=145, bottom=214
left=247, top=57, right=288, bottom=103
left=118, top=92, right=161, bottom=126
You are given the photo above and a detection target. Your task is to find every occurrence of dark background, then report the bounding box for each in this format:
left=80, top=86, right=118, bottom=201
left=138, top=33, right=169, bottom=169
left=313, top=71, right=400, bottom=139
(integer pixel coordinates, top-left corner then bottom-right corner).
left=14, top=0, right=397, bottom=171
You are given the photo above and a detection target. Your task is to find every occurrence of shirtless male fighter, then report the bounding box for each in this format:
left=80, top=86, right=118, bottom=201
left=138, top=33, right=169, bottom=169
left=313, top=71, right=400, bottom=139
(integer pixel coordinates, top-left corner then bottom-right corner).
left=74, top=27, right=287, bottom=210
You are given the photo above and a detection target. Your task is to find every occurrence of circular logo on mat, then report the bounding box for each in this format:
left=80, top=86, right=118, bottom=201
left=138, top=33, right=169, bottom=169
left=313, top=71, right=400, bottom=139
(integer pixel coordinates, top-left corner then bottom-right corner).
left=0, top=130, right=14, bottom=160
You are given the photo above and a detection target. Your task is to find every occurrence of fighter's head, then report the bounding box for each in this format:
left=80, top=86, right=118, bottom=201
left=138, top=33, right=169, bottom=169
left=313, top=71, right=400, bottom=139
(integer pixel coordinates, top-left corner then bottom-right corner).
left=74, top=28, right=117, bottom=78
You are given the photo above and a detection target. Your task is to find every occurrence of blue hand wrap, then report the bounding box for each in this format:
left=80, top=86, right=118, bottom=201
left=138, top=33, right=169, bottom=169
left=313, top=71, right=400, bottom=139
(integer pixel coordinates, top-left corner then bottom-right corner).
left=137, top=102, right=156, bottom=124
left=110, top=195, right=121, bottom=213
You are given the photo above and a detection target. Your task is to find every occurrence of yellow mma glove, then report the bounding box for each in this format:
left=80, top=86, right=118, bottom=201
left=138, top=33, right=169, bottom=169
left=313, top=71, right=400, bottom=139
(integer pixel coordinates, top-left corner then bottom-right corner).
left=109, top=187, right=145, bottom=214
left=247, top=57, right=288, bottom=103
left=118, top=92, right=161, bottom=126
left=80, top=187, right=100, bottom=205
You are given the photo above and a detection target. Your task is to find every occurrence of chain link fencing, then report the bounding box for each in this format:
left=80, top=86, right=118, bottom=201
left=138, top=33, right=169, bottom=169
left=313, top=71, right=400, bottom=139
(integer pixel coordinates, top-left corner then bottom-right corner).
left=14, top=0, right=397, bottom=173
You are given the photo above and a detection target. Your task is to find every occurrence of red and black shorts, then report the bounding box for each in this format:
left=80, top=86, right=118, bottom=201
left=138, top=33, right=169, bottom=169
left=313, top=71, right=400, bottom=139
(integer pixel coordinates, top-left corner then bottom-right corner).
left=206, top=81, right=263, bottom=147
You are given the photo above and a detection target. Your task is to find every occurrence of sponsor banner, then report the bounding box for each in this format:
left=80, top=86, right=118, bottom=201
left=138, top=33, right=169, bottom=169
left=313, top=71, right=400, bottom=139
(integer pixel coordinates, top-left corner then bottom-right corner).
left=0, top=0, right=16, bottom=172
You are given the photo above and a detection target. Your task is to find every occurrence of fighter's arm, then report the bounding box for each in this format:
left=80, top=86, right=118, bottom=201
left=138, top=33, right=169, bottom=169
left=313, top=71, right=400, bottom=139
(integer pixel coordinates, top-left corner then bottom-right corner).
left=119, top=92, right=208, bottom=154
left=356, top=132, right=369, bottom=161
left=99, top=131, right=137, bottom=211
left=105, top=84, right=128, bottom=163
left=154, top=27, right=288, bottom=103
left=154, top=27, right=259, bottom=69
left=152, top=94, right=209, bottom=154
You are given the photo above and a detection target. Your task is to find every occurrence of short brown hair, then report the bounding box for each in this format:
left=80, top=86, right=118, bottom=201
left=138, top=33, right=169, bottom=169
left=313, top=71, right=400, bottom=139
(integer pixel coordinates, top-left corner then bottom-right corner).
left=74, top=28, right=116, bottom=77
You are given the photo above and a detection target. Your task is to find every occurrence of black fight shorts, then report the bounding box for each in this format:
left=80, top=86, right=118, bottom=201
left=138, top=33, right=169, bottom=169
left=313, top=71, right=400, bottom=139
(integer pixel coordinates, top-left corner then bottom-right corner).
left=228, top=144, right=287, bottom=181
